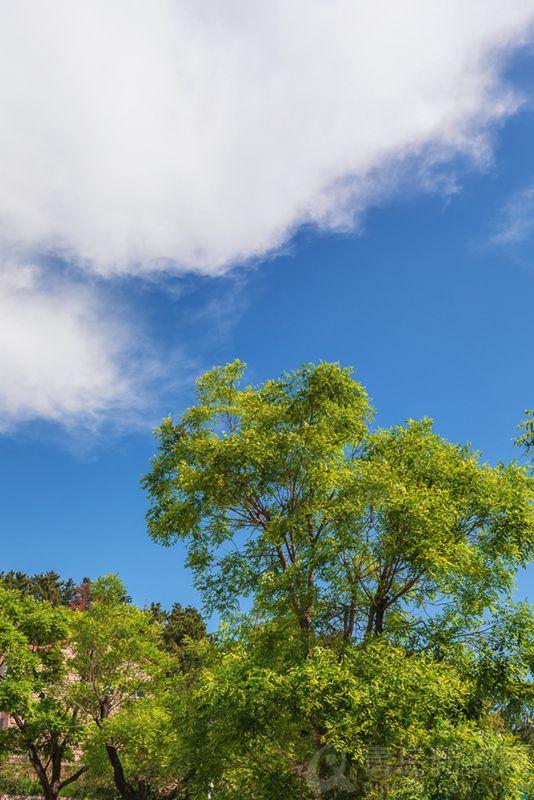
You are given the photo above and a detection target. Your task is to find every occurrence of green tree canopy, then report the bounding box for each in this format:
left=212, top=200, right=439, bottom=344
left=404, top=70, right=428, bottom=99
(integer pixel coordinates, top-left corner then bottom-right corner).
left=70, top=576, right=197, bottom=800
left=0, top=584, right=86, bottom=800
left=183, top=635, right=533, bottom=800
left=144, top=361, right=533, bottom=650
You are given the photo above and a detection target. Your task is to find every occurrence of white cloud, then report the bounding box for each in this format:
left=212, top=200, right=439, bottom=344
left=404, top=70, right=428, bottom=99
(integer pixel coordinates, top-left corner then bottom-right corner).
left=0, top=0, right=533, bottom=276
left=0, top=264, right=139, bottom=430
left=1, top=2, right=534, bottom=431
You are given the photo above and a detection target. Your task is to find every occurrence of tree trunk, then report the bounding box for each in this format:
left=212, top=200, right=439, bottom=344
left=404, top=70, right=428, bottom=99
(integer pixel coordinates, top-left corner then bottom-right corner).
left=374, top=601, right=386, bottom=634
left=105, top=744, right=153, bottom=800
left=366, top=595, right=388, bottom=636
left=27, top=743, right=86, bottom=800
left=27, top=745, right=57, bottom=800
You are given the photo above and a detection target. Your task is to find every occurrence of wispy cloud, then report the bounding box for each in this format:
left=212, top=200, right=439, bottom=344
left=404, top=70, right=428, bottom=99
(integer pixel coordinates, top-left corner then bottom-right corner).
left=491, top=184, right=534, bottom=245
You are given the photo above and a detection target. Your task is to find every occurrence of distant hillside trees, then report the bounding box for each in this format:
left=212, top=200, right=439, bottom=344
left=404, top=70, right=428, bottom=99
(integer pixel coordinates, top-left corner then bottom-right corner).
left=0, top=571, right=78, bottom=607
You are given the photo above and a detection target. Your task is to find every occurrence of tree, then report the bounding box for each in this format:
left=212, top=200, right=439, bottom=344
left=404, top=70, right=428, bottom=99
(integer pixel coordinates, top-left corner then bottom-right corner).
left=162, top=603, right=206, bottom=653
left=143, top=361, right=533, bottom=650
left=0, top=585, right=87, bottom=800
left=149, top=602, right=207, bottom=669
left=0, top=571, right=77, bottom=607
left=144, top=361, right=533, bottom=798
left=70, top=576, right=196, bottom=800
left=71, top=577, right=93, bottom=611
left=466, top=601, right=534, bottom=742
left=516, top=409, right=534, bottom=460
left=184, top=634, right=533, bottom=800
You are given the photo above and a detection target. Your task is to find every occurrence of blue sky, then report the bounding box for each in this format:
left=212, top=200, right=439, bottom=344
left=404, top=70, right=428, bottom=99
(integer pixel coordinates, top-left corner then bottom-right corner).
left=0, top=4, right=532, bottom=611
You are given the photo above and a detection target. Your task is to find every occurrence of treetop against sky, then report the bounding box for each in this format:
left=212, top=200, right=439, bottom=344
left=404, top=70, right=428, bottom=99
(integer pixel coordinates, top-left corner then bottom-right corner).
left=143, top=361, right=533, bottom=637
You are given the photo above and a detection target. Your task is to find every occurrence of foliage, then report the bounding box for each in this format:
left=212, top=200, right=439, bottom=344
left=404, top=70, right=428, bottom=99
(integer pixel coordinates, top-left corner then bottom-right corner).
left=0, top=761, right=42, bottom=797
left=144, top=361, right=533, bottom=652
left=184, top=635, right=533, bottom=799
left=69, top=576, right=195, bottom=800
left=143, top=361, right=533, bottom=799
left=516, top=410, right=534, bottom=461
left=464, top=602, right=533, bottom=731
left=0, top=571, right=78, bottom=607
left=148, top=601, right=207, bottom=670
left=0, top=584, right=87, bottom=800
